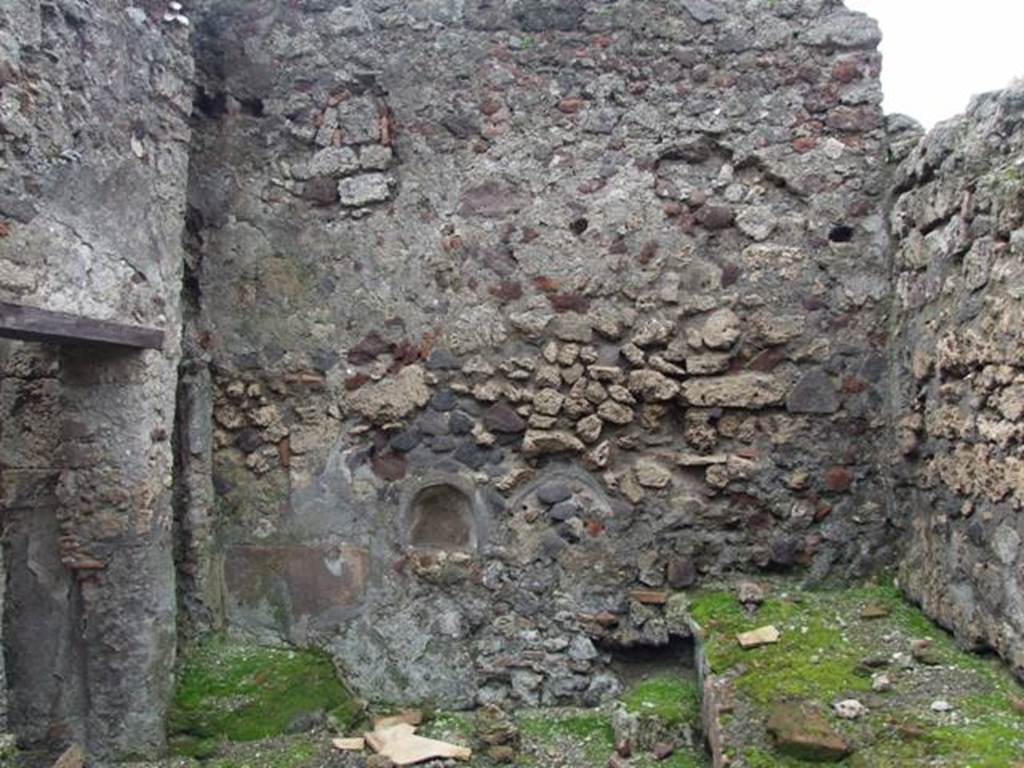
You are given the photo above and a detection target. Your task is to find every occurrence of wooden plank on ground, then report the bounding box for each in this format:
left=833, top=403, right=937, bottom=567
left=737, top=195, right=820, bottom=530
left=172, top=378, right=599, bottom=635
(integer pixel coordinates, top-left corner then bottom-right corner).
left=0, top=301, right=164, bottom=349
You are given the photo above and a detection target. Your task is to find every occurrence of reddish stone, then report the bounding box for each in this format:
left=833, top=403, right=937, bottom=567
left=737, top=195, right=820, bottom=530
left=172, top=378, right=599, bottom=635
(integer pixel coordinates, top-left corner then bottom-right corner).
left=490, top=280, right=523, bottom=303
left=459, top=180, right=527, bottom=219
left=548, top=293, right=590, bottom=313
left=825, top=467, right=853, bottom=493
left=638, top=240, right=659, bottom=265
left=480, top=97, right=503, bottom=116
left=792, top=136, right=817, bottom=153
left=832, top=60, right=862, bottom=83
left=721, top=262, right=741, bottom=287
left=577, top=178, right=607, bottom=194
left=372, top=452, right=407, bottom=481
left=558, top=98, right=586, bottom=113
left=391, top=339, right=420, bottom=367
left=344, top=372, right=370, bottom=391
left=815, top=502, right=832, bottom=522
left=842, top=376, right=867, bottom=394
left=695, top=205, right=734, bottom=230
left=348, top=332, right=390, bottom=364
left=748, top=348, right=785, bottom=373
left=586, top=520, right=605, bottom=537
left=533, top=275, right=560, bottom=293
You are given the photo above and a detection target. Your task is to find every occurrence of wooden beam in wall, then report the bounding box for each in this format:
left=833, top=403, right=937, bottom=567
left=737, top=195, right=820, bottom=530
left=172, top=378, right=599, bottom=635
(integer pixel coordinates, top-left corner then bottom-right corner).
left=0, top=301, right=164, bottom=350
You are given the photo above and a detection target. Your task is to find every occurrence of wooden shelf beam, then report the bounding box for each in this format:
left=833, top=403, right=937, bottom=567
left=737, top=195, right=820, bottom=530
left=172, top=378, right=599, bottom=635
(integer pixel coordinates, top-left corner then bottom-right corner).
left=0, top=301, right=164, bottom=350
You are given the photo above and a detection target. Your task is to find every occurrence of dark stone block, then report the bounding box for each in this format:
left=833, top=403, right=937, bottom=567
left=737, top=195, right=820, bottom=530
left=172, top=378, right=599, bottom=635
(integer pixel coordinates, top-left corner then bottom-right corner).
left=235, top=428, right=262, bottom=453
left=666, top=556, right=697, bottom=589
left=389, top=428, right=422, bottom=453
left=372, top=451, right=407, bottom=481
left=548, top=500, right=580, bottom=522
left=557, top=522, right=581, bottom=543
left=513, top=0, right=584, bottom=32
left=430, top=388, right=458, bottom=412
left=429, top=435, right=457, bottom=453
left=536, top=481, right=572, bottom=505
left=454, top=441, right=488, bottom=470
left=450, top=410, right=475, bottom=435
left=787, top=368, right=840, bottom=414
left=770, top=537, right=799, bottom=568
left=483, top=403, right=527, bottom=433
left=419, top=410, right=450, bottom=436
left=302, top=176, right=340, bottom=206
left=426, top=347, right=462, bottom=370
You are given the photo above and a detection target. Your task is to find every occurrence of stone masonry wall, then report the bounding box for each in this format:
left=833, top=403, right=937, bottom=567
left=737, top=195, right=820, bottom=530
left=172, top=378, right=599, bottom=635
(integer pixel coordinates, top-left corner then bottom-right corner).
left=892, top=84, right=1024, bottom=678
left=0, top=0, right=193, bottom=759
left=187, top=0, right=896, bottom=709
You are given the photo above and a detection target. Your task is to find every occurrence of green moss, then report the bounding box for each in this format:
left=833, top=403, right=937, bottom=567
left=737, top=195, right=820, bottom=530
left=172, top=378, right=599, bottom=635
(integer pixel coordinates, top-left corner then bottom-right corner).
left=623, top=674, right=701, bottom=728
left=690, top=590, right=869, bottom=704
left=693, top=580, right=1024, bottom=767
left=168, top=638, right=356, bottom=752
left=419, top=711, right=475, bottom=741
left=518, top=710, right=614, bottom=765
left=633, top=749, right=709, bottom=768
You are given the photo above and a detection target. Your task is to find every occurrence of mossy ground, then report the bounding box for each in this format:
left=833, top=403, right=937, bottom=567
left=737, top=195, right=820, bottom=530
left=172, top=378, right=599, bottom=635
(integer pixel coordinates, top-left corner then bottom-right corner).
left=155, top=579, right=1024, bottom=767
left=167, top=638, right=360, bottom=759
left=691, top=580, right=1024, bottom=767
left=157, top=636, right=708, bottom=767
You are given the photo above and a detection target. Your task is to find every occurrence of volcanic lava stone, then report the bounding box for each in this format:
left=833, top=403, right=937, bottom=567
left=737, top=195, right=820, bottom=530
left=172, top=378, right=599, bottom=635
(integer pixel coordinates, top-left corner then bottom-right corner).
left=549, top=500, right=581, bottom=522
left=425, top=347, right=462, bottom=370
left=483, top=403, right=527, bottom=433
left=235, top=427, right=262, bottom=453
left=449, top=410, right=475, bottom=435
left=430, top=388, right=458, bottom=411
left=454, top=441, right=488, bottom=469
left=536, top=481, right=572, bottom=505
left=389, top=428, right=422, bottom=453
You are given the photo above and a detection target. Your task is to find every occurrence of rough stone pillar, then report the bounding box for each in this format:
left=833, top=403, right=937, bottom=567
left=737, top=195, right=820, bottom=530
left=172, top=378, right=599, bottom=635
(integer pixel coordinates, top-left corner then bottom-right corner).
left=0, top=344, right=82, bottom=745
left=0, top=523, right=6, bottom=733
left=175, top=360, right=222, bottom=634
left=54, top=346, right=179, bottom=759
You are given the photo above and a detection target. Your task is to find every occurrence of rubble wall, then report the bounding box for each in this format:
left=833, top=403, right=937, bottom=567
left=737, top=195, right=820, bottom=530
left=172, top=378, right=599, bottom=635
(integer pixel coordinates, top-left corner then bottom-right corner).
left=893, top=84, right=1024, bottom=677
left=188, top=0, right=895, bottom=708
left=0, top=0, right=193, bottom=759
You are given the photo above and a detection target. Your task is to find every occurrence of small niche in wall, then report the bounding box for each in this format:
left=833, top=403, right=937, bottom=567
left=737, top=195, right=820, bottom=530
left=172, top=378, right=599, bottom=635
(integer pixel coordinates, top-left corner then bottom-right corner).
left=407, top=483, right=476, bottom=552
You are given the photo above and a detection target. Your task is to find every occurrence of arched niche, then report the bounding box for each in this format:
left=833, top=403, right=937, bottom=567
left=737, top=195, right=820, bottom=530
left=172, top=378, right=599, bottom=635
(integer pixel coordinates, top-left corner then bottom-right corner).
left=405, top=482, right=477, bottom=552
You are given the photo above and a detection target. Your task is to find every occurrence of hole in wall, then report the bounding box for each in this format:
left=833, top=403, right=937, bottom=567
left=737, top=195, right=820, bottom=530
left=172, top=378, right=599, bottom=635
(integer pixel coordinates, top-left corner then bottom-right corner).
left=569, top=217, right=590, bottom=236
left=605, top=635, right=696, bottom=688
left=239, top=96, right=265, bottom=118
left=408, top=483, right=475, bottom=551
left=195, top=87, right=227, bottom=119
left=828, top=224, right=855, bottom=243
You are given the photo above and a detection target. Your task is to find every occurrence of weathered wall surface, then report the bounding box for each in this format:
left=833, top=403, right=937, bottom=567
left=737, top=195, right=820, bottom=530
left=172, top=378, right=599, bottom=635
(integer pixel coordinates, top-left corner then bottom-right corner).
left=188, top=0, right=895, bottom=708
left=0, top=0, right=193, bottom=759
left=893, top=84, right=1024, bottom=677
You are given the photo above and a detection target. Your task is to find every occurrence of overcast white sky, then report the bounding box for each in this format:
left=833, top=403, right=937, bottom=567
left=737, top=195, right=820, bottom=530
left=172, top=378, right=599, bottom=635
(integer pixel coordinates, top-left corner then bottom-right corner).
left=844, top=0, right=1024, bottom=128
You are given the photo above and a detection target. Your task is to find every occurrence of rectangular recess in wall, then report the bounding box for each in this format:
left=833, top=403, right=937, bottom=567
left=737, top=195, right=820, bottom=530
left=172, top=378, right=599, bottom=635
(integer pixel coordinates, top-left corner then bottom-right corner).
left=0, top=301, right=164, bottom=350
